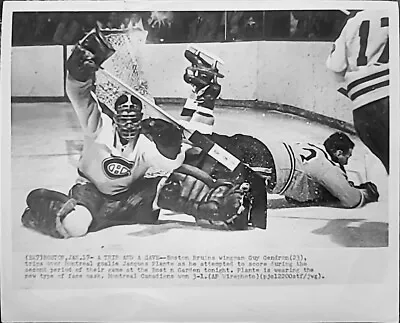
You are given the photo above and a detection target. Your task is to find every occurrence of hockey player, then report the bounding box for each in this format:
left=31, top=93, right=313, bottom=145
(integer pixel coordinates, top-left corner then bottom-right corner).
left=177, top=48, right=379, bottom=209
left=200, top=131, right=379, bottom=208
left=326, top=9, right=389, bottom=173
left=195, top=129, right=379, bottom=208
left=180, top=47, right=224, bottom=134
left=20, top=28, right=258, bottom=239
left=248, top=132, right=379, bottom=208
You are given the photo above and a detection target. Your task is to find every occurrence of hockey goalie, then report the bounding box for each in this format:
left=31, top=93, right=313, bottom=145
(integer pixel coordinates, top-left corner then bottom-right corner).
left=20, top=25, right=379, bottom=240
left=20, top=27, right=267, bottom=239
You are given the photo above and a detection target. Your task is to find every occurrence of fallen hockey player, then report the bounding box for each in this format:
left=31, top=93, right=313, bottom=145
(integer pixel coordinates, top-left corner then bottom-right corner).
left=189, top=130, right=379, bottom=209
left=178, top=45, right=380, bottom=210
left=21, top=28, right=378, bottom=240
left=21, top=28, right=263, bottom=239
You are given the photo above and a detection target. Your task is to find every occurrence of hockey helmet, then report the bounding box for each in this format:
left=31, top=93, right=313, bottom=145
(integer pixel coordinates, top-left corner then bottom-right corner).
left=113, top=94, right=143, bottom=140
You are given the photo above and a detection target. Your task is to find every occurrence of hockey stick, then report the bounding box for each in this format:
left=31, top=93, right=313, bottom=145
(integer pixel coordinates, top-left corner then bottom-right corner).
left=99, top=67, right=268, bottom=229
left=99, top=68, right=241, bottom=171
left=187, top=44, right=225, bottom=66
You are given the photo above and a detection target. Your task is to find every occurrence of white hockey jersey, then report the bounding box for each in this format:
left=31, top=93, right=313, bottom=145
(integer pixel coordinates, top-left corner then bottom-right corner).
left=267, top=141, right=364, bottom=208
left=66, top=75, right=186, bottom=196
left=326, top=10, right=389, bottom=109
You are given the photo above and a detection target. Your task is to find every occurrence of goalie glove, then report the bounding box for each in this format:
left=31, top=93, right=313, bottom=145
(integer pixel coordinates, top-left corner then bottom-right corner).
left=156, top=164, right=254, bottom=230
left=141, top=118, right=184, bottom=160
left=355, top=181, right=380, bottom=204
left=66, top=27, right=115, bottom=82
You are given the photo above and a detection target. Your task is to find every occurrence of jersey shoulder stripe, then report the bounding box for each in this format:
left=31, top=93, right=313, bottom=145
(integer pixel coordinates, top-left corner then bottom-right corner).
left=279, top=143, right=296, bottom=194
left=307, top=143, right=336, bottom=166
left=308, top=143, right=348, bottom=178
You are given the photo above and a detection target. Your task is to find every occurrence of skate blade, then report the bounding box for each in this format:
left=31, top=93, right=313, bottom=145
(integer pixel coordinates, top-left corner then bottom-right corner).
left=186, top=66, right=225, bottom=79
left=187, top=44, right=225, bottom=66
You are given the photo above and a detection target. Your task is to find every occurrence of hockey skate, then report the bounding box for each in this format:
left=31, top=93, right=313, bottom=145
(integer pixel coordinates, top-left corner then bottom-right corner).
left=181, top=45, right=225, bottom=134
left=186, top=44, right=225, bottom=67
left=184, top=45, right=225, bottom=83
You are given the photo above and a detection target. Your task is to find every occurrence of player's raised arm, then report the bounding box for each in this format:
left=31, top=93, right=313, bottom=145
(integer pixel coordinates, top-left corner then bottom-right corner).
left=65, top=44, right=102, bottom=135
left=65, top=29, right=115, bottom=135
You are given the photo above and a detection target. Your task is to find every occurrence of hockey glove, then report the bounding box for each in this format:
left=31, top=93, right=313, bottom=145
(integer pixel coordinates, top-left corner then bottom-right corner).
left=157, top=164, right=254, bottom=230
left=141, top=118, right=184, bottom=160
left=355, top=181, right=380, bottom=203
left=66, top=27, right=115, bottom=82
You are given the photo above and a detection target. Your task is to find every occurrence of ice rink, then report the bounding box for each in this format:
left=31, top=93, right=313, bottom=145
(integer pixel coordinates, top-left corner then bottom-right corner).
left=11, top=101, right=389, bottom=252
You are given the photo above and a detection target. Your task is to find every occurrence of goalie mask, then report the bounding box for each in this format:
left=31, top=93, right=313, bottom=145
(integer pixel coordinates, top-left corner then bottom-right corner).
left=113, top=94, right=143, bottom=140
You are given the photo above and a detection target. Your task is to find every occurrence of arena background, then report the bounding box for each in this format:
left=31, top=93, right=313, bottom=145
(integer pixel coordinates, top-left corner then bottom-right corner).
left=4, top=5, right=397, bottom=322
left=10, top=10, right=355, bottom=131
left=8, top=9, right=390, bottom=251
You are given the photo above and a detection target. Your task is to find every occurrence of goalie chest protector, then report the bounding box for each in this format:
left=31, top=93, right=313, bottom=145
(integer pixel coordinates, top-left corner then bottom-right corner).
left=78, top=115, right=185, bottom=196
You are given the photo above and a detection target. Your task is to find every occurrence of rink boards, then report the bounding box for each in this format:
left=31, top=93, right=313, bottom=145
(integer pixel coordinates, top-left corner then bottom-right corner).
left=11, top=41, right=354, bottom=124
left=10, top=102, right=388, bottom=251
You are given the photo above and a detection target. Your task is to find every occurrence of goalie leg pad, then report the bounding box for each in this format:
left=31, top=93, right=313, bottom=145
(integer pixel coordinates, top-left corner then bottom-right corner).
left=21, top=188, right=78, bottom=239
left=185, top=83, right=221, bottom=134
left=69, top=179, right=161, bottom=232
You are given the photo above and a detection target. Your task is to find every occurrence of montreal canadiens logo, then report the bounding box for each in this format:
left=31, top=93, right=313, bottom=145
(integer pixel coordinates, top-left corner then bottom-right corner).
left=102, top=157, right=134, bottom=179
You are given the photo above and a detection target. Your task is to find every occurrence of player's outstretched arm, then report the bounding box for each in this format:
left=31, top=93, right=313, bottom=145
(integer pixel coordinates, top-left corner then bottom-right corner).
left=66, top=28, right=115, bottom=135
left=66, top=45, right=102, bottom=135
left=318, top=167, right=379, bottom=208
left=66, top=75, right=103, bottom=135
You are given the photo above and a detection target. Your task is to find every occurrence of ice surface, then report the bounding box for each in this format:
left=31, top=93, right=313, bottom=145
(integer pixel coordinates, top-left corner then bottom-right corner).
left=10, top=102, right=389, bottom=251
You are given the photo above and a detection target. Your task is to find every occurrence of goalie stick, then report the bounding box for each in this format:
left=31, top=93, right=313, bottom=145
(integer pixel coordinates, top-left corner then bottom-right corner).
left=80, top=27, right=267, bottom=229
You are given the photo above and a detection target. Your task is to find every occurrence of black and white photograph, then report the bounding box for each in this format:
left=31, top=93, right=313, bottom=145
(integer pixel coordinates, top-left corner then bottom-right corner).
left=1, top=0, right=399, bottom=322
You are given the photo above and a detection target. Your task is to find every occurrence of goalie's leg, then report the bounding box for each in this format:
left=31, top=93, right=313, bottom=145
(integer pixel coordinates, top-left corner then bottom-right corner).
left=181, top=49, right=223, bottom=134
left=20, top=177, right=163, bottom=238
left=188, top=84, right=221, bottom=134
left=68, top=178, right=161, bottom=233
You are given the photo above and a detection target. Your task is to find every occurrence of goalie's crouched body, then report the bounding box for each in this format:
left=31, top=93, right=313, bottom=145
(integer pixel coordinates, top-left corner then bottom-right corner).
left=21, top=29, right=258, bottom=238
left=21, top=161, right=256, bottom=239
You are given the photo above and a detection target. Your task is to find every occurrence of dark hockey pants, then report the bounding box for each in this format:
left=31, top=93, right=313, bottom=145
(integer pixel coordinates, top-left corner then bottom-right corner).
left=353, top=96, right=389, bottom=174
left=69, top=177, right=162, bottom=233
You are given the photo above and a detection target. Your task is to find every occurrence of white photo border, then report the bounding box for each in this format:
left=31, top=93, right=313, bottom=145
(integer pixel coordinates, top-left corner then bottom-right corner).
left=1, top=1, right=399, bottom=322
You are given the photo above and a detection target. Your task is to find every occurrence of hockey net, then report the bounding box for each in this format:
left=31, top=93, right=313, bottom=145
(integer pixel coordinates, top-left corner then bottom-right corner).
left=94, top=23, right=155, bottom=114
